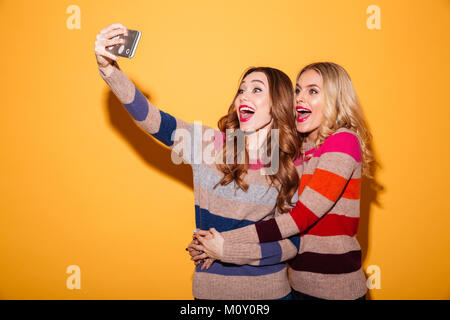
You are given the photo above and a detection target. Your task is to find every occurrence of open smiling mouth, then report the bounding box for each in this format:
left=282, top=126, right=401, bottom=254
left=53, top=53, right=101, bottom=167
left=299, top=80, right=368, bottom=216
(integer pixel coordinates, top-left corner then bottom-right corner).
left=296, top=106, right=311, bottom=123
left=239, top=105, right=255, bottom=122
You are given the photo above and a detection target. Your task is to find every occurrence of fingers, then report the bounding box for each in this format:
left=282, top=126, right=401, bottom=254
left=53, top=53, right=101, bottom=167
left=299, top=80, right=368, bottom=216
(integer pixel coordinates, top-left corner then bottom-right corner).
left=201, top=258, right=215, bottom=270
left=196, top=230, right=215, bottom=243
left=94, top=37, right=119, bottom=62
left=189, top=243, right=205, bottom=252
left=187, top=248, right=198, bottom=258
left=95, top=46, right=119, bottom=62
left=191, top=253, right=208, bottom=261
left=94, top=23, right=128, bottom=64
left=186, top=246, right=203, bottom=258
left=188, top=239, right=200, bottom=249
left=196, top=234, right=212, bottom=245
left=98, top=37, right=125, bottom=48
left=196, top=229, right=211, bottom=237
left=196, top=235, right=207, bottom=245
left=102, top=28, right=128, bottom=42
left=189, top=229, right=217, bottom=269
left=100, top=23, right=127, bottom=35
left=97, top=28, right=126, bottom=41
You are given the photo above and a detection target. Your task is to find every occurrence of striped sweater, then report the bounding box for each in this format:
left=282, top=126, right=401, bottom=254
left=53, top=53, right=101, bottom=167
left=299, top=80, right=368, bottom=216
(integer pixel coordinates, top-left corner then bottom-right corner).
left=221, top=128, right=368, bottom=300
left=99, top=65, right=301, bottom=300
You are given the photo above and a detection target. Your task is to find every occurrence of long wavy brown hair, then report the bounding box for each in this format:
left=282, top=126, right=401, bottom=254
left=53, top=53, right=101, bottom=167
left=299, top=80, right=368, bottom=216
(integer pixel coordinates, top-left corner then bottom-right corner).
left=215, top=67, right=301, bottom=213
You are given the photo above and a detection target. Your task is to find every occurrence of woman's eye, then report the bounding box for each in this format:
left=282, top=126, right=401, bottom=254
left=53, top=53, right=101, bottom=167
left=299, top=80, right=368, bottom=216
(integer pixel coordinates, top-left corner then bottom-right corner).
left=309, top=89, right=318, bottom=94
left=237, top=89, right=244, bottom=94
left=295, top=88, right=300, bottom=94
left=253, top=87, right=262, bottom=93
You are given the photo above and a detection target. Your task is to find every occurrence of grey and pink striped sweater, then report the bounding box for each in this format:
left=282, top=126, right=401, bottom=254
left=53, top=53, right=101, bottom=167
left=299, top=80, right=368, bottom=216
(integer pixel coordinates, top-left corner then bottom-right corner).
left=99, top=65, right=301, bottom=299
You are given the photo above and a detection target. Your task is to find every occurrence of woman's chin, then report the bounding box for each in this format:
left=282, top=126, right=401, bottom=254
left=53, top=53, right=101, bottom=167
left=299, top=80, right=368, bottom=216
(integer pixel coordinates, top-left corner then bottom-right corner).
left=239, top=123, right=253, bottom=132
left=296, top=123, right=312, bottom=134
left=296, top=123, right=305, bottom=132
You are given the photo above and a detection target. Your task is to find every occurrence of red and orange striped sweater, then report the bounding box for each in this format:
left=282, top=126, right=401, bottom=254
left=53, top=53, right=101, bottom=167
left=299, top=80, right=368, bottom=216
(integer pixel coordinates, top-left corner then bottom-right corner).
left=221, top=128, right=368, bottom=299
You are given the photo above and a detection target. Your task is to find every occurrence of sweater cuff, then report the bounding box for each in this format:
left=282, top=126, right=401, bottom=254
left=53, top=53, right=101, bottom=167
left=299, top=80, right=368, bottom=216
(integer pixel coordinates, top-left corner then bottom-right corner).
left=221, top=224, right=260, bottom=244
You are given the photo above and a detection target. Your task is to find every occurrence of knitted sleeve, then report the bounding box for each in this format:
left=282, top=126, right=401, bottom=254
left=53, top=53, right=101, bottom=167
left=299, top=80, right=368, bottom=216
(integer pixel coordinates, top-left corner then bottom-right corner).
left=219, top=235, right=300, bottom=266
left=220, top=130, right=362, bottom=246
left=99, top=65, right=196, bottom=163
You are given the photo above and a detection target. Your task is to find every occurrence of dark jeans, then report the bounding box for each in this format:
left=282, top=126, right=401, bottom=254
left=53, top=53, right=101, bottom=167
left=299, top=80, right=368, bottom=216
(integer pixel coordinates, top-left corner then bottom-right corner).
left=291, top=289, right=366, bottom=300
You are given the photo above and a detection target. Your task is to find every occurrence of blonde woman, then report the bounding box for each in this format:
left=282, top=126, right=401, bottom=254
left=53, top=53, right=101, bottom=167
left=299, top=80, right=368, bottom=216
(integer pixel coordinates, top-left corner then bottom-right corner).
left=191, top=62, right=373, bottom=300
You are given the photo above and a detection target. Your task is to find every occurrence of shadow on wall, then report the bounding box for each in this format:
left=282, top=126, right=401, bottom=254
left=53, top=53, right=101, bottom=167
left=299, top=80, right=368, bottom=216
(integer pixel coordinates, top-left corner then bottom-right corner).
left=104, top=88, right=194, bottom=191
left=358, top=140, right=385, bottom=300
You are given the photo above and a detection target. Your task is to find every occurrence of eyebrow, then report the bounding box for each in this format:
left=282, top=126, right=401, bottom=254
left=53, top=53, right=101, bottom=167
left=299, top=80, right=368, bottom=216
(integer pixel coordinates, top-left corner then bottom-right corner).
left=241, top=79, right=266, bottom=87
left=296, top=83, right=320, bottom=89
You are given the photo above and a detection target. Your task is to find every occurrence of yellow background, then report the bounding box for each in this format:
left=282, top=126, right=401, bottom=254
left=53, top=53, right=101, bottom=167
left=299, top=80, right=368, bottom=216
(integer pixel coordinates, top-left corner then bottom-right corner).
left=1, top=0, right=449, bottom=299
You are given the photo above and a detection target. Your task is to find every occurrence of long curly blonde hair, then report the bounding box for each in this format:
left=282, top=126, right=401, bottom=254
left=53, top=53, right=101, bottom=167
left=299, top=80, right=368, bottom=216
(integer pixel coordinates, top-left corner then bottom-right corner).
left=297, top=62, right=374, bottom=177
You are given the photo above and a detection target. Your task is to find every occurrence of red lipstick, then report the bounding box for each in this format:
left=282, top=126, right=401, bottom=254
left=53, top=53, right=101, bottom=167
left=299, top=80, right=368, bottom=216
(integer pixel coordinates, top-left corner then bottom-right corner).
left=239, top=105, right=255, bottom=122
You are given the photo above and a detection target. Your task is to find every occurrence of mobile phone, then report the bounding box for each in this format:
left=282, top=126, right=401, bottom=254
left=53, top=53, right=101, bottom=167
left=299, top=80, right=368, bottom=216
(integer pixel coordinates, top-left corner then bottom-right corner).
left=106, top=29, right=141, bottom=59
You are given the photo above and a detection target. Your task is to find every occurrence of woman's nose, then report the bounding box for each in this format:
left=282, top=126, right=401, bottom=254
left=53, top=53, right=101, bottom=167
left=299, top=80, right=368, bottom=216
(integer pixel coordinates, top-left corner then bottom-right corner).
left=240, top=93, right=250, bottom=103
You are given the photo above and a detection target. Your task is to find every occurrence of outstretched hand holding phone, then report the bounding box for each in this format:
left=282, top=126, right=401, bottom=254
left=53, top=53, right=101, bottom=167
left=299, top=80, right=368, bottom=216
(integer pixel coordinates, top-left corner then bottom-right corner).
left=94, top=24, right=127, bottom=75
left=95, top=23, right=141, bottom=77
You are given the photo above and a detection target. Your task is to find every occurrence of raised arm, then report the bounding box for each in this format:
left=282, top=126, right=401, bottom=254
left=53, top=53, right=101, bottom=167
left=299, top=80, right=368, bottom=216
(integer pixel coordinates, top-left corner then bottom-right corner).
left=95, top=24, right=135, bottom=104
left=95, top=23, right=194, bottom=153
left=220, top=130, right=362, bottom=245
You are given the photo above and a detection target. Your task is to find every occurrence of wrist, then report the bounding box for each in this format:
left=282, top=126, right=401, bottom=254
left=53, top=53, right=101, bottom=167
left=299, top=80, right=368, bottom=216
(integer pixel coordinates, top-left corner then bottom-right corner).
left=98, top=64, right=116, bottom=78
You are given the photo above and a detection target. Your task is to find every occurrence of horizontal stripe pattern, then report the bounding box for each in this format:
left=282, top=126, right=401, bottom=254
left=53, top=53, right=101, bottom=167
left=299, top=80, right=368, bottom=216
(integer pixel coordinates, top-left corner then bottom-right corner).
left=306, top=213, right=359, bottom=237
left=288, top=268, right=367, bottom=300
left=151, top=110, right=177, bottom=146
left=308, top=168, right=349, bottom=202
left=289, top=250, right=362, bottom=274
left=255, top=218, right=282, bottom=243
left=288, top=129, right=365, bottom=298
left=304, top=151, right=359, bottom=178
left=313, top=131, right=361, bottom=162
left=289, top=199, right=322, bottom=235
left=193, top=165, right=279, bottom=207
left=299, top=186, right=334, bottom=221
left=190, top=124, right=303, bottom=297
left=193, top=268, right=291, bottom=300
left=195, top=206, right=255, bottom=232
left=103, top=75, right=299, bottom=298
left=196, top=260, right=285, bottom=276
left=281, top=237, right=300, bottom=261
left=259, top=242, right=283, bottom=266
left=299, top=234, right=361, bottom=255
left=123, top=86, right=149, bottom=121
left=222, top=238, right=298, bottom=266
left=219, top=128, right=367, bottom=299
left=329, top=197, right=360, bottom=218
left=195, top=185, right=278, bottom=222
